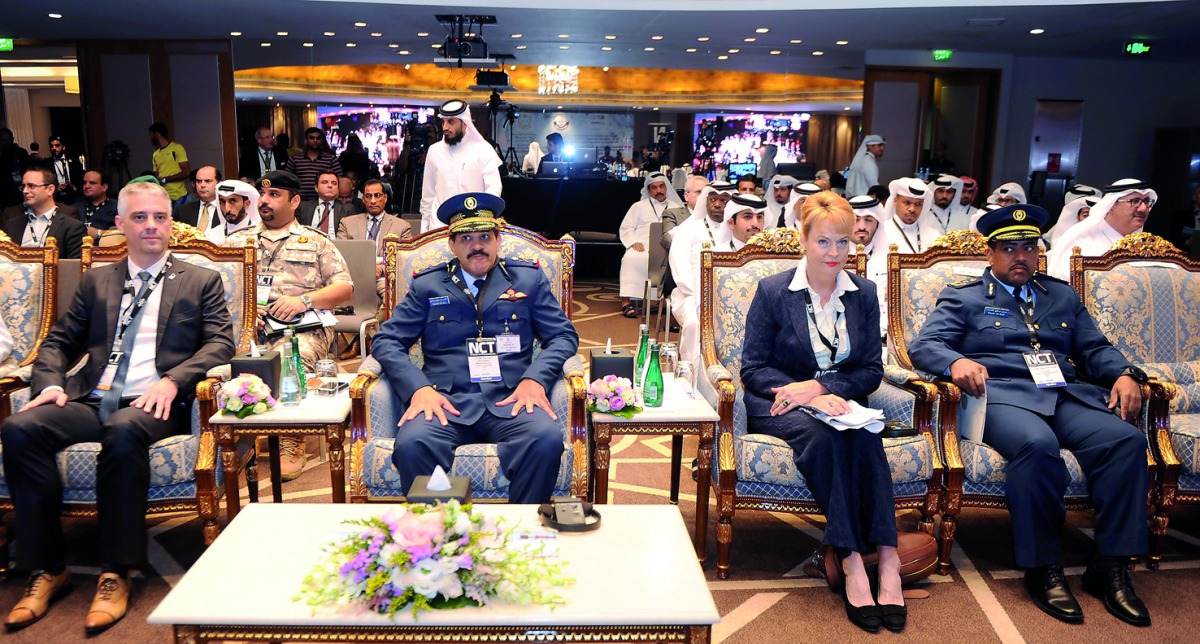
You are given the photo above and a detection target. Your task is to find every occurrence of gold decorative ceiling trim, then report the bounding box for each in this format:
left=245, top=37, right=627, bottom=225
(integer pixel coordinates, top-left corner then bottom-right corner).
left=235, top=63, right=862, bottom=106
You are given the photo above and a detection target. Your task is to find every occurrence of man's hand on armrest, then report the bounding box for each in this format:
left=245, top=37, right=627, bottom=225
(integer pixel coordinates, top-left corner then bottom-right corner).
left=21, top=386, right=67, bottom=412
left=949, top=358, right=988, bottom=398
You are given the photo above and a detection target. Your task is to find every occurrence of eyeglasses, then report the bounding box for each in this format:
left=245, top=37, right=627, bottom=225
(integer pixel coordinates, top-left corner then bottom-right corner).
left=1116, top=197, right=1155, bottom=208
left=20, top=183, right=53, bottom=190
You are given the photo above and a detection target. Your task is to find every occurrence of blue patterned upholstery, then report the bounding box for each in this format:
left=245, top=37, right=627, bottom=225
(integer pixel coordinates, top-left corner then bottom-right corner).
left=891, top=261, right=989, bottom=372
left=353, top=227, right=584, bottom=502
left=0, top=247, right=48, bottom=367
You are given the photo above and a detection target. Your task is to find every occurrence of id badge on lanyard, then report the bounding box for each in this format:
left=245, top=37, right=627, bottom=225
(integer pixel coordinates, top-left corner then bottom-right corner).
left=467, top=337, right=502, bottom=382
left=1023, top=351, right=1066, bottom=388
left=96, top=351, right=124, bottom=391
left=256, top=274, right=274, bottom=306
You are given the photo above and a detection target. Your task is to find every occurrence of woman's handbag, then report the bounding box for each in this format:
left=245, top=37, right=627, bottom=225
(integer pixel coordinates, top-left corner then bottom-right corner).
left=802, top=531, right=938, bottom=592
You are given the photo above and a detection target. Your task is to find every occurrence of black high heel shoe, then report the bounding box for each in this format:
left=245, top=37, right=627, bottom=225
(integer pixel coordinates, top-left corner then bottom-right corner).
left=878, top=602, right=907, bottom=633
left=842, top=587, right=882, bottom=633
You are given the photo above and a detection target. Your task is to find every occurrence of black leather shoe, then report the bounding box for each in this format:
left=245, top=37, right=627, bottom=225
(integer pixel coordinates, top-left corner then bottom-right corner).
left=1082, top=559, right=1151, bottom=627
left=878, top=603, right=907, bottom=632
left=842, top=587, right=882, bottom=633
left=1023, top=565, right=1083, bottom=624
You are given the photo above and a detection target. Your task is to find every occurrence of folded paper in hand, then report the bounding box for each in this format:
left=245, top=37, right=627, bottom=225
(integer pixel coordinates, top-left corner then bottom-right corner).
left=264, top=309, right=337, bottom=333
left=801, top=400, right=886, bottom=433
left=427, top=465, right=452, bottom=491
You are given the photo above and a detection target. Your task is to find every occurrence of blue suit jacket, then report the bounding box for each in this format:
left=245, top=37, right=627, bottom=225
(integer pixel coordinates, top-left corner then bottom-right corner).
left=741, top=269, right=883, bottom=417
left=909, top=268, right=1131, bottom=415
left=371, top=259, right=579, bottom=424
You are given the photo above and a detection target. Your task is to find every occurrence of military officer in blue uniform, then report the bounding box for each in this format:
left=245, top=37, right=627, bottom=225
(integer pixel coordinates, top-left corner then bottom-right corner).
left=910, top=204, right=1151, bottom=627
left=371, top=192, right=579, bottom=504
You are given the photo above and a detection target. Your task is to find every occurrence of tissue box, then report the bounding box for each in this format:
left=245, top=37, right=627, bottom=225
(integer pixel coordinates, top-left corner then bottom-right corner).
left=589, top=347, right=634, bottom=382
left=406, top=475, right=472, bottom=504
left=231, top=350, right=281, bottom=396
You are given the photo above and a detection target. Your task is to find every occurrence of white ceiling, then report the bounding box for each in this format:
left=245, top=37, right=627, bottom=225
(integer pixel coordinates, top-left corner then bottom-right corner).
left=3, top=0, right=1199, bottom=110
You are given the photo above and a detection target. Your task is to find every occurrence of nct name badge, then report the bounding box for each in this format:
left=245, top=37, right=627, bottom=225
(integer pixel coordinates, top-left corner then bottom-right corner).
left=467, top=337, right=502, bottom=383
left=256, top=274, right=274, bottom=307
left=1023, top=351, right=1066, bottom=388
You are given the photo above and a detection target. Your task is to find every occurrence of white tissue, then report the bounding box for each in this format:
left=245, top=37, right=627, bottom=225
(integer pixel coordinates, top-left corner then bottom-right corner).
left=427, top=465, right=452, bottom=491
left=605, top=337, right=612, bottom=354
left=250, top=339, right=261, bottom=358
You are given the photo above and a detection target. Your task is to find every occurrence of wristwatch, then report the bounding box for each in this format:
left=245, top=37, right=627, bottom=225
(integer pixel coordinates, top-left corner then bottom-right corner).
left=300, top=294, right=313, bottom=310
left=1120, top=366, right=1149, bottom=383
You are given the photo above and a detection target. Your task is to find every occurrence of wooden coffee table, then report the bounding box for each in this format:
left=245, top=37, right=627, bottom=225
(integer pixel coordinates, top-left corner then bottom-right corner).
left=148, top=503, right=719, bottom=643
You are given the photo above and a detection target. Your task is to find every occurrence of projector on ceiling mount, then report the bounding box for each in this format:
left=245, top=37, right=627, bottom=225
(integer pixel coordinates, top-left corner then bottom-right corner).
left=434, top=56, right=499, bottom=69
left=434, top=13, right=497, bottom=68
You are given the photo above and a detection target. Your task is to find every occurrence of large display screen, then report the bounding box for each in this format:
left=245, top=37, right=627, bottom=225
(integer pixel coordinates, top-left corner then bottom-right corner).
left=692, top=112, right=809, bottom=176
left=317, top=105, right=437, bottom=168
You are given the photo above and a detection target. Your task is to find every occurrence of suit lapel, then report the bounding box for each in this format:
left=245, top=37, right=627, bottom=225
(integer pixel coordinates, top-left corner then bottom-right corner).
left=104, top=259, right=129, bottom=344
left=478, top=263, right=512, bottom=314
left=443, top=266, right=474, bottom=308
left=782, top=277, right=819, bottom=366
left=157, top=255, right=184, bottom=339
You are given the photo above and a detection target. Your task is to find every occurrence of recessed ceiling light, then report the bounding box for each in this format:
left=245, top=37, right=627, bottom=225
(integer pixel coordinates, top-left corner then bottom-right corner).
left=844, top=106, right=851, bottom=111
left=324, top=31, right=335, bottom=37
left=230, top=31, right=242, bottom=37
left=398, top=50, right=410, bottom=55
left=260, top=42, right=271, bottom=47
left=605, top=35, right=617, bottom=40
left=790, top=39, right=803, bottom=44
left=431, top=43, right=440, bottom=48
left=697, top=37, right=710, bottom=42
left=277, top=31, right=288, bottom=36
left=769, top=50, right=781, bottom=55
left=812, top=50, right=824, bottom=55
left=511, top=34, right=523, bottom=38
left=48, top=13, right=63, bottom=19
left=560, top=45, right=569, bottom=49
left=644, top=47, right=655, bottom=51
left=602, top=66, right=609, bottom=71
left=558, top=34, right=570, bottom=38
left=371, top=32, right=383, bottom=37
left=517, top=45, right=527, bottom=50
left=417, top=32, right=429, bottom=37
left=404, top=64, right=411, bottom=69
left=728, top=48, right=740, bottom=53
left=652, top=107, right=659, bottom=111
left=510, top=64, right=516, bottom=70
left=686, top=48, right=697, bottom=53
left=346, top=42, right=357, bottom=47
left=717, top=55, right=729, bottom=60
left=651, top=35, right=663, bottom=41
left=836, top=40, right=849, bottom=45
left=756, top=27, right=770, bottom=34
left=463, top=32, right=475, bottom=37
left=388, top=43, right=399, bottom=48
left=354, top=22, right=367, bottom=27
left=601, top=46, right=612, bottom=51
left=267, top=96, right=273, bottom=100
left=303, top=42, right=314, bottom=47
left=1030, top=28, right=1046, bottom=35
left=744, top=38, right=756, bottom=43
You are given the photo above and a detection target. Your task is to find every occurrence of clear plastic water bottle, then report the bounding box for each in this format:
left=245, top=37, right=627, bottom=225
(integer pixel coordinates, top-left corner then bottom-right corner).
left=279, top=340, right=302, bottom=407
left=634, top=324, right=649, bottom=388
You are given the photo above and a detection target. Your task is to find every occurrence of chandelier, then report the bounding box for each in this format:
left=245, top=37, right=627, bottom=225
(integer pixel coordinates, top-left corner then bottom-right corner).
left=537, top=65, right=579, bottom=95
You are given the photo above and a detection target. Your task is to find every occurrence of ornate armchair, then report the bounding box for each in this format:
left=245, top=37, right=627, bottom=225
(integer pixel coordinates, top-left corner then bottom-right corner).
left=699, top=227, right=942, bottom=580
left=0, top=228, right=258, bottom=557
left=348, top=225, right=588, bottom=502
left=890, top=231, right=1153, bottom=571
left=1070, top=233, right=1197, bottom=564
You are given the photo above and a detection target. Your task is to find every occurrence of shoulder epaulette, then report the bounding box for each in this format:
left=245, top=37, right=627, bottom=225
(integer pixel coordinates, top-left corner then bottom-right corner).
left=950, top=277, right=982, bottom=289
left=501, top=258, right=540, bottom=269
left=1032, top=274, right=1067, bottom=289
left=412, top=262, right=449, bottom=279
left=299, top=224, right=331, bottom=239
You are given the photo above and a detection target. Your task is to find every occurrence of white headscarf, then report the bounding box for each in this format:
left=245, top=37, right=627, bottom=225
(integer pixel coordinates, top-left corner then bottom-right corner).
left=436, top=99, right=489, bottom=147
left=990, top=182, right=1027, bottom=205
left=1048, top=178, right=1158, bottom=277
left=718, top=194, right=768, bottom=247
left=214, top=179, right=259, bottom=226
left=687, top=185, right=719, bottom=223
left=522, top=141, right=544, bottom=173
left=849, top=194, right=890, bottom=224
left=929, top=174, right=968, bottom=216
left=1065, top=184, right=1100, bottom=202
left=1046, top=195, right=1100, bottom=248
left=758, top=143, right=778, bottom=182
left=883, top=177, right=930, bottom=221
left=640, top=171, right=685, bottom=208
left=850, top=134, right=884, bottom=167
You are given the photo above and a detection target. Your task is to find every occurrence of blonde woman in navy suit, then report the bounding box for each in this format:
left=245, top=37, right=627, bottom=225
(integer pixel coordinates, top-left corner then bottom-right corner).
left=740, top=192, right=902, bottom=633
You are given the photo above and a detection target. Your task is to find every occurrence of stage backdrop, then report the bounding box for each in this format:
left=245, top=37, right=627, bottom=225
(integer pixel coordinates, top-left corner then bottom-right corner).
left=502, top=111, right=635, bottom=165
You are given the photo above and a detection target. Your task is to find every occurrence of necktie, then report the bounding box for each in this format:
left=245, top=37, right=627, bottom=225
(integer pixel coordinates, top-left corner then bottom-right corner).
left=199, top=203, right=212, bottom=230
left=318, top=202, right=330, bottom=234
left=367, top=216, right=380, bottom=240
left=262, top=150, right=272, bottom=172
left=99, top=270, right=154, bottom=421
left=470, top=277, right=486, bottom=301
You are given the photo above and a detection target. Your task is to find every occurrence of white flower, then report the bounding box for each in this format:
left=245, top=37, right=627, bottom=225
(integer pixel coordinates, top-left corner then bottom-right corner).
left=409, top=558, right=443, bottom=598
left=227, top=398, right=243, bottom=412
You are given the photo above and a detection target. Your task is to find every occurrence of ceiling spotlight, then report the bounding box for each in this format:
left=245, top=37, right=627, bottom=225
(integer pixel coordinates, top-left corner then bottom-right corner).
left=836, top=40, right=849, bottom=45
left=511, top=33, right=523, bottom=38
left=686, top=48, right=697, bottom=53
left=769, top=50, right=781, bottom=55
left=388, top=43, right=399, bottom=48
left=558, top=34, right=570, bottom=38
left=744, top=38, right=756, bottom=43
left=651, top=35, right=663, bottom=40
left=728, top=48, right=740, bottom=53
left=371, top=32, right=383, bottom=37
left=510, top=64, right=516, bottom=70
left=354, top=21, right=367, bottom=27
left=431, top=43, right=440, bottom=48
left=417, top=31, right=429, bottom=37
left=697, top=36, right=710, bottom=42
left=812, top=50, right=824, bottom=55
left=277, top=31, right=288, bottom=36
left=756, top=27, right=770, bottom=34
left=303, top=42, right=314, bottom=47
left=404, top=64, right=411, bottom=69
left=463, top=32, right=475, bottom=37
left=48, top=13, right=63, bottom=19
left=560, top=45, right=570, bottom=49
left=601, top=46, right=612, bottom=51
left=602, top=66, right=610, bottom=71
left=644, top=47, right=655, bottom=51
left=1030, top=28, right=1046, bottom=35
left=605, top=35, right=617, bottom=40
left=398, top=50, right=410, bottom=55
left=260, top=42, right=271, bottom=47
left=346, top=42, right=357, bottom=47
left=652, top=107, right=659, bottom=111
left=324, top=31, right=335, bottom=37
left=230, top=31, right=242, bottom=37
left=557, top=105, right=563, bottom=109
left=717, top=55, right=729, bottom=60
left=517, top=45, right=527, bottom=50
left=267, top=96, right=273, bottom=100
left=844, top=106, right=851, bottom=111
left=790, top=39, right=803, bottom=44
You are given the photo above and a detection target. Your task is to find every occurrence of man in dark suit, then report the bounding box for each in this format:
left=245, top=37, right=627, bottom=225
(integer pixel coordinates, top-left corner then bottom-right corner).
left=47, top=136, right=83, bottom=204
left=72, top=170, right=118, bottom=237
left=2, top=166, right=85, bottom=259
left=371, top=193, right=579, bottom=504
left=172, top=166, right=221, bottom=231
left=910, top=204, right=1151, bottom=627
left=238, top=127, right=288, bottom=183
left=0, top=180, right=234, bottom=634
left=296, top=171, right=356, bottom=235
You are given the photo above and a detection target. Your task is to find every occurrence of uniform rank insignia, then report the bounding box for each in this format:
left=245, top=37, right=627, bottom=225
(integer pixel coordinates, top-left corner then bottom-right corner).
left=497, top=288, right=527, bottom=301
left=298, top=236, right=308, bottom=243
left=950, top=277, right=981, bottom=288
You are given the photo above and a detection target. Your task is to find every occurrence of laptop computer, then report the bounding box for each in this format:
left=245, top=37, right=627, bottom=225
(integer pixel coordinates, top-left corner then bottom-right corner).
left=540, top=162, right=570, bottom=176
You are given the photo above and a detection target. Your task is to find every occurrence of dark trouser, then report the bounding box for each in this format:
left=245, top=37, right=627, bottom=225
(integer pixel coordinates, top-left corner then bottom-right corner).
left=982, top=397, right=1148, bottom=568
left=392, top=409, right=564, bottom=504
left=751, top=412, right=898, bottom=554
left=1, top=397, right=189, bottom=572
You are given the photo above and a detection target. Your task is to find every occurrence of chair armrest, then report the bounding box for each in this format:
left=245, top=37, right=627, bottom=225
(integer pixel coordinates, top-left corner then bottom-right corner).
left=348, top=370, right=381, bottom=503
left=565, top=358, right=589, bottom=497
left=884, top=364, right=925, bottom=386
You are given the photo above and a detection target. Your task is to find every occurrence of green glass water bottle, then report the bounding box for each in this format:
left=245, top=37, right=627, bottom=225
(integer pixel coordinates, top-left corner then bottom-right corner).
left=644, top=339, right=664, bottom=407
left=287, top=327, right=306, bottom=397
left=634, top=324, right=649, bottom=387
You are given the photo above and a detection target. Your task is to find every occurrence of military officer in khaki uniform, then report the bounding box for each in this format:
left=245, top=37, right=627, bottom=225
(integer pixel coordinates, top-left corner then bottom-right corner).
left=224, top=170, right=352, bottom=479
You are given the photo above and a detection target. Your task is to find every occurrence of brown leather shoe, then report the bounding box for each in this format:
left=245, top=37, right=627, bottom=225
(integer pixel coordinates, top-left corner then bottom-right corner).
left=84, top=573, right=130, bottom=634
left=5, top=570, right=72, bottom=630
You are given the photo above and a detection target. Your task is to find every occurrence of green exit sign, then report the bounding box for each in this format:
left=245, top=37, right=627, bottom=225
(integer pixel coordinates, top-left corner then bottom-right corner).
left=932, top=49, right=953, bottom=62
left=0, top=39, right=13, bottom=52
left=1124, top=41, right=1151, bottom=56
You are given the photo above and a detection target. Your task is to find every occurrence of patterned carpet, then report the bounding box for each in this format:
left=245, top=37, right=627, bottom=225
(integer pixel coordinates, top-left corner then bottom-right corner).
left=3, top=279, right=1200, bottom=643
